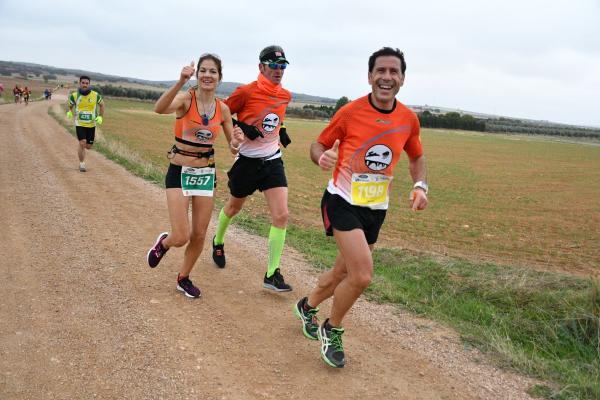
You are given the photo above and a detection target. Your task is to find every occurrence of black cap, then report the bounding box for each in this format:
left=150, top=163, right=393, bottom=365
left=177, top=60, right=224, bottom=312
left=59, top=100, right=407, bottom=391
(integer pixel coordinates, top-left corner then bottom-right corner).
left=259, top=45, right=289, bottom=64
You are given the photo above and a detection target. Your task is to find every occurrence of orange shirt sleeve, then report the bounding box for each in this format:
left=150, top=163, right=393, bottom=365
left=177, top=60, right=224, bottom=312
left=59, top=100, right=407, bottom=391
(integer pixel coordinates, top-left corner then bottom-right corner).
left=224, top=85, right=247, bottom=115
left=317, top=106, right=348, bottom=148
left=403, top=112, right=423, bottom=159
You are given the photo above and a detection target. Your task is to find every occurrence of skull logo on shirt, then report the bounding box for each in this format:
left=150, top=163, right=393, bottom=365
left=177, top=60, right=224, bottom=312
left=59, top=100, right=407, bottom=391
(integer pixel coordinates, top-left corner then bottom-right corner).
left=195, top=129, right=213, bottom=142
left=364, top=144, right=392, bottom=171
left=262, top=113, right=279, bottom=133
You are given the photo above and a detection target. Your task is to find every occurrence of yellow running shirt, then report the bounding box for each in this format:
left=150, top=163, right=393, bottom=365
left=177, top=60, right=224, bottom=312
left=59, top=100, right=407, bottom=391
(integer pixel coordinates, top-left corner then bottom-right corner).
left=68, top=90, right=103, bottom=128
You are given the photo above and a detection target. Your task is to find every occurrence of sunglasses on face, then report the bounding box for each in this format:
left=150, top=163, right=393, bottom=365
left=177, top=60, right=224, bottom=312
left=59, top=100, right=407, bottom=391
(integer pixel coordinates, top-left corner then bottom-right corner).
left=263, top=62, right=287, bottom=70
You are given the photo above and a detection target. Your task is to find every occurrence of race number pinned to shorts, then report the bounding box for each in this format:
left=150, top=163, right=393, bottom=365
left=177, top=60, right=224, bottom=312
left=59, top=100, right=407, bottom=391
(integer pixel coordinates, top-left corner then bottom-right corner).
left=78, top=111, right=93, bottom=122
left=350, top=173, right=392, bottom=207
left=181, top=166, right=215, bottom=197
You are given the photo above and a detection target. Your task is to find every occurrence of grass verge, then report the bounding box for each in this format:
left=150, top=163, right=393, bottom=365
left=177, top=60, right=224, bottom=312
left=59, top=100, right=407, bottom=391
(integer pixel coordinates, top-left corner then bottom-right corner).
left=238, top=212, right=600, bottom=399
left=49, top=105, right=164, bottom=185
left=49, top=104, right=599, bottom=399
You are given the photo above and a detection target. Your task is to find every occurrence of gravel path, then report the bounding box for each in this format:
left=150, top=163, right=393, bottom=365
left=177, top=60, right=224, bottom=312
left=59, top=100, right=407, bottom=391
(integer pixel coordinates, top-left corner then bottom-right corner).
left=0, top=95, right=538, bottom=399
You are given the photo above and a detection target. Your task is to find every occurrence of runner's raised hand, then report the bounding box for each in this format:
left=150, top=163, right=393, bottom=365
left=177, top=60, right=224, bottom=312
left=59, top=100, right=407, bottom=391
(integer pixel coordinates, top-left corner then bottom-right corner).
left=318, top=139, right=339, bottom=170
left=180, top=61, right=195, bottom=83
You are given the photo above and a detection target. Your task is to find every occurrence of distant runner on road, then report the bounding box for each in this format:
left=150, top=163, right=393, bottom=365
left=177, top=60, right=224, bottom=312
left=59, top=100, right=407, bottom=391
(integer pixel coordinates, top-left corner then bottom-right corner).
left=23, top=87, right=30, bottom=105
left=13, top=85, right=22, bottom=103
left=293, top=47, right=429, bottom=368
left=67, top=76, right=105, bottom=172
left=146, top=54, right=244, bottom=299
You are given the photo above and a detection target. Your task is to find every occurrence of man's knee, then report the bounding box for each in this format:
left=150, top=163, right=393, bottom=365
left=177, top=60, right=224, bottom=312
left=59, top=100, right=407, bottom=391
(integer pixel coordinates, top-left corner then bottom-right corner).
left=271, top=208, right=289, bottom=227
left=351, top=270, right=373, bottom=290
left=224, top=199, right=244, bottom=216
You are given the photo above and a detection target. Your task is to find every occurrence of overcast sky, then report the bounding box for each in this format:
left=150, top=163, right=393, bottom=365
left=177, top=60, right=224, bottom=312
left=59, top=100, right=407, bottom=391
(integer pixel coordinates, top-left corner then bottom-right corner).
left=1, top=0, right=599, bottom=126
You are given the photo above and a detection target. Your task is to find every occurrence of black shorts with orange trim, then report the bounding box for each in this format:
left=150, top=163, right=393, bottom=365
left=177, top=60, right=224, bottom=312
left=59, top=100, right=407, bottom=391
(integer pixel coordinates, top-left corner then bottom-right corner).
left=320, top=190, right=387, bottom=245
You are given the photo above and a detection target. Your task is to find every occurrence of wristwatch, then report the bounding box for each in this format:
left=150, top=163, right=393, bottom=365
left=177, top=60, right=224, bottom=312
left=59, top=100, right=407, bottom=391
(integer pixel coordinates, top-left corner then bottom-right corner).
left=413, top=181, right=429, bottom=194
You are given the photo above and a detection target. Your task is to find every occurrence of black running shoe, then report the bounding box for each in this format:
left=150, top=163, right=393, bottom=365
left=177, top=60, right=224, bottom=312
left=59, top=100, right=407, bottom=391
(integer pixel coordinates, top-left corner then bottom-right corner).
left=293, top=297, right=319, bottom=340
left=212, top=236, right=226, bottom=268
left=176, top=276, right=201, bottom=298
left=263, top=268, right=292, bottom=292
left=147, top=232, right=169, bottom=268
left=318, top=319, right=345, bottom=368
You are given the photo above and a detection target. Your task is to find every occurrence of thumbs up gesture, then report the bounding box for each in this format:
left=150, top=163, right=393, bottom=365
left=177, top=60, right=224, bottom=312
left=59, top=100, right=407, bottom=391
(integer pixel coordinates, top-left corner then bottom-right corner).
left=318, top=139, right=340, bottom=170
left=180, top=61, right=195, bottom=83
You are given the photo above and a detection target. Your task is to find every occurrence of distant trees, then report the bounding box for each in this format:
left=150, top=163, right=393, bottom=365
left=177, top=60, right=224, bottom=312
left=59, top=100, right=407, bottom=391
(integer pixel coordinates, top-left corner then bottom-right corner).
left=286, top=96, right=349, bottom=120
left=333, top=96, right=350, bottom=115
left=484, top=118, right=600, bottom=138
left=416, top=110, right=600, bottom=139
left=95, top=84, right=162, bottom=101
left=286, top=104, right=333, bottom=119
left=418, top=111, right=486, bottom=131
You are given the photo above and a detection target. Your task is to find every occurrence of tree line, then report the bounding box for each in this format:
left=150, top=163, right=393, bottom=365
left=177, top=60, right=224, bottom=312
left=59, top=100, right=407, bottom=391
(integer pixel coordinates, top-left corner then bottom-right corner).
left=484, top=117, right=600, bottom=138
left=418, top=111, right=485, bottom=131
left=86, top=84, right=600, bottom=139
left=95, top=84, right=163, bottom=101
left=286, top=96, right=350, bottom=119
left=418, top=111, right=600, bottom=139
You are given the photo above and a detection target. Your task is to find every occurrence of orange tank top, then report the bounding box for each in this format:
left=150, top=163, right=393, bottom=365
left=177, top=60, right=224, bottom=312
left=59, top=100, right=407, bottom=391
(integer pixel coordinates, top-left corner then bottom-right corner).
left=174, top=89, right=223, bottom=147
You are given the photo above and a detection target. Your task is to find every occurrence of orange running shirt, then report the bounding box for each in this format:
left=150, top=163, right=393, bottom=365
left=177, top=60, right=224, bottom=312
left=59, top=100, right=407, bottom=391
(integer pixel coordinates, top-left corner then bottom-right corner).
left=174, top=89, right=223, bottom=147
left=318, top=95, right=423, bottom=210
left=225, top=73, right=291, bottom=158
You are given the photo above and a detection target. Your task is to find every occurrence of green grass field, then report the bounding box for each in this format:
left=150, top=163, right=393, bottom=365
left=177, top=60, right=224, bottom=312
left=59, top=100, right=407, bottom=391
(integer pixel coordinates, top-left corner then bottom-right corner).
left=51, top=98, right=600, bottom=399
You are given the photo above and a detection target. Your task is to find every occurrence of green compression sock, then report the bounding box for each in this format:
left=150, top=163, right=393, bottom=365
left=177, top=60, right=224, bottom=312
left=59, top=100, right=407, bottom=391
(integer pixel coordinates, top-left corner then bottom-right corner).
left=214, top=208, right=233, bottom=245
left=267, top=226, right=287, bottom=277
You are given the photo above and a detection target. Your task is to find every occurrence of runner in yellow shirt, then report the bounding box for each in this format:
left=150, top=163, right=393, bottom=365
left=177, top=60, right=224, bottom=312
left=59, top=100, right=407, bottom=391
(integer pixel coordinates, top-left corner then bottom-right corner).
left=67, top=76, right=105, bottom=172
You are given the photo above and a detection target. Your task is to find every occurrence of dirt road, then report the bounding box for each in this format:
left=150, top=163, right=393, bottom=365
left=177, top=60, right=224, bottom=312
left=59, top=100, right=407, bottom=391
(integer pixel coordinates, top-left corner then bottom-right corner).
left=0, top=96, right=537, bottom=399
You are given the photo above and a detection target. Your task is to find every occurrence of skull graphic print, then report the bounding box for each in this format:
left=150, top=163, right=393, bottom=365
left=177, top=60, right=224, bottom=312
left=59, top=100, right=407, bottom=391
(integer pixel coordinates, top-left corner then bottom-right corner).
left=262, top=113, right=280, bottom=133
left=194, top=129, right=214, bottom=142
left=364, top=144, right=393, bottom=171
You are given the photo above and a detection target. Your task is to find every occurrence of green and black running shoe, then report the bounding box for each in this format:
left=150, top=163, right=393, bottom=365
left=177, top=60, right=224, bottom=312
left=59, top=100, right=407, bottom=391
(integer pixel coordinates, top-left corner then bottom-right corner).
left=318, top=319, right=345, bottom=368
left=212, top=236, right=226, bottom=268
left=293, top=297, right=319, bottom=340
left=263, top=268, right=292, bottom=292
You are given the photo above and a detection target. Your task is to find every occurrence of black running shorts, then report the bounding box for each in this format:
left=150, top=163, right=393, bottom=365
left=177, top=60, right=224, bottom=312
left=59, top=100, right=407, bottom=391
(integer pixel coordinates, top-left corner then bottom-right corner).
left=320, top=190, right=387, bottom=245
left=165, top=163, right=217, bottom=189
left=76, top=126, right=96, bottom=145
left=227, top=155, right=287, bottom=198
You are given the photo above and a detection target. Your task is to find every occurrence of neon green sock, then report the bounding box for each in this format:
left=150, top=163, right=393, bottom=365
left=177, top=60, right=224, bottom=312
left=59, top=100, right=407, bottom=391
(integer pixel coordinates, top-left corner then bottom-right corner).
left=267, top=226, right=287, bottom=277
left=214, top=208, right=233, bottom=245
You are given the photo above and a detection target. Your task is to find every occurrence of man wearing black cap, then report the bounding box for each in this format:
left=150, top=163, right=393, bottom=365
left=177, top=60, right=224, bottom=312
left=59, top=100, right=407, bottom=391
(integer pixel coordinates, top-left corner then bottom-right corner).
left=212, top=45, right=294, bottom=292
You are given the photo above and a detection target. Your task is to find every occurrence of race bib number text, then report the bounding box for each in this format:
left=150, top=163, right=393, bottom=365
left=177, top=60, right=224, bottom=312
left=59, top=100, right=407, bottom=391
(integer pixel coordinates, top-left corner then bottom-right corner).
left=350, top=173, right=392, bottom=207
left=181, top=166, right=215, bottom=197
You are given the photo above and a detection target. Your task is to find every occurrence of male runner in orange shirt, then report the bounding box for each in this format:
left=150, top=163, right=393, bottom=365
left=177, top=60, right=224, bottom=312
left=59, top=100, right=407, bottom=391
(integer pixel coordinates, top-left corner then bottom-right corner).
left=211, top=45, right=294, bottom=292
left=294, top=47, right=429, bottom=368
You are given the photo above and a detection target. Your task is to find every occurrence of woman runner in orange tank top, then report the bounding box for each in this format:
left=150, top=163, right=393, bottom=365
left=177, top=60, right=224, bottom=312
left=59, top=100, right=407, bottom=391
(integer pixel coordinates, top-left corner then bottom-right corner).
left=145, top=54, right=245, bottom=298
